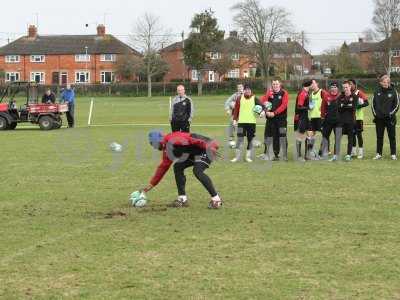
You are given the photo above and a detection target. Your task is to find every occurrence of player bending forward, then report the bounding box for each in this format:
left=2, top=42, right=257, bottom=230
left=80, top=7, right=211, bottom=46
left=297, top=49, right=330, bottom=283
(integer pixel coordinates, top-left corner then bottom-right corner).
left=139, top=131, right=223, bottom=209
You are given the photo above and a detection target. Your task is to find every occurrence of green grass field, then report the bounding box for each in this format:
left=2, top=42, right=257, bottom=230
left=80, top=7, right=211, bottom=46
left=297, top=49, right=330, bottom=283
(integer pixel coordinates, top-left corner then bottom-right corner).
left=1, top=95, right=400, bottom=299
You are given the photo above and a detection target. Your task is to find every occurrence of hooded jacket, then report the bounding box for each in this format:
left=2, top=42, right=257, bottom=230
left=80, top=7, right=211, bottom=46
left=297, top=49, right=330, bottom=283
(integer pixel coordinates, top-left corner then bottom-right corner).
left=372, top=84, right=399, bottom=119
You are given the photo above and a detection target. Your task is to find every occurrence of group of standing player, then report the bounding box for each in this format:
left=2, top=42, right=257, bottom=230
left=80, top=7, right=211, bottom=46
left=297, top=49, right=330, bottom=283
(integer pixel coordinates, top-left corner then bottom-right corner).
left=225, top=75, right=399, bottom=162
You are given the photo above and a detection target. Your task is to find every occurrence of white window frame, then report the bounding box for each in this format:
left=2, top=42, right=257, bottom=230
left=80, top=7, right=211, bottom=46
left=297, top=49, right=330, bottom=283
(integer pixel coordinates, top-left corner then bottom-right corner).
left=391, top=66, right=400, bottom=73
left=227, top=68, right=240, bottom=79
left=100, top=71, right=115, bottom=84
left=210, top=52, right=221, bottom=60
left=292, top=53, right=302, bottom=58
left=30, top=55, right=45, bottom=63
left=191, top=69, right=199, bottom=81
left=75, top=54, right=91, bottom=62
left=5, top=72, right=20, bottom=82
left=392, top=50, right=400, bottom=58
left=231, top=53, right=240, bottom=60
left=75, top=70, right=90, bottom=84
left=100, top=54, right=116, bottom=62
left=30, top=72, right=45, bottom=83
left=5, top=55, right=20, bottom=63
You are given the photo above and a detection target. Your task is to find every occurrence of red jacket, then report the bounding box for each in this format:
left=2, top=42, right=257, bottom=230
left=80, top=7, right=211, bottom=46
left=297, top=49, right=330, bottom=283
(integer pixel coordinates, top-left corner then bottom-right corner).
left=321, top=91, right=339, bottom=119
left=261, top=88, right=289, bottom=116
left=149, top=132, right=218, bottom=187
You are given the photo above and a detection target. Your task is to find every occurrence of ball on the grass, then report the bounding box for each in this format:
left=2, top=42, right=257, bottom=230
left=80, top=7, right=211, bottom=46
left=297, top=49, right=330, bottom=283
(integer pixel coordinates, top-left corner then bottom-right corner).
left=252, top=139, right=262, bottom=148
left=110, top=142, right=123, bottom=152
left=229, top=140, right=236, bottom=148
left=130, top=191, right=147, bottom=207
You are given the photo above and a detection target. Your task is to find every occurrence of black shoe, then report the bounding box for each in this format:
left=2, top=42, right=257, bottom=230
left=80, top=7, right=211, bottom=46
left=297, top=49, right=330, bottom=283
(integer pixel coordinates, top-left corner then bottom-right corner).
left=167, top=199, right=189, bottom=208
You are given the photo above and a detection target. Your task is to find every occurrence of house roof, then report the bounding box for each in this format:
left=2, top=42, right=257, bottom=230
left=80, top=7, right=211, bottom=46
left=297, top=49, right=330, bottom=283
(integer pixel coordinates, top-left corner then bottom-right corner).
left=161, top=38, right=311, bottom=57
left=348, top=41, right=380, bottom=53
left=0, top=34, right=140, bottom=56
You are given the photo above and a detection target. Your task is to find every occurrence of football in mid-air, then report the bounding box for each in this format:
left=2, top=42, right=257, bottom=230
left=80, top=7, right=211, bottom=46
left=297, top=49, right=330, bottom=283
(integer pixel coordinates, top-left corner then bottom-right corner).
left=130, top=191, right=147, bottom=207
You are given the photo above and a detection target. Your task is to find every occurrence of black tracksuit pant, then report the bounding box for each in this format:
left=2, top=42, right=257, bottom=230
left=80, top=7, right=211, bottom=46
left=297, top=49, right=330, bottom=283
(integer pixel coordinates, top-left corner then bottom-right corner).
left=173, top=154, right=217, bottom=197
left=171, top=120, right=190, bottom=132
left=375, top=117, right=397, bottom=155
left=338, top=122, right=354, bottom=156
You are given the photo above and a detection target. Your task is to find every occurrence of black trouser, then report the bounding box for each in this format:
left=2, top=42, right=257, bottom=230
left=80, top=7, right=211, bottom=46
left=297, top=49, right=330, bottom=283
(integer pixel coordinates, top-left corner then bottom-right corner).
left=173, top=154, right=217, bottom=197
left=338, top=122, right=354, bottom=156
left=171, top=120, right=190, bottom=132
left=375, top=117, right=397, bottom=155
left=353, top=120, right=364, bottom=148
left=66, top=103, right=75, bottom=128
left=265, top=117, right=287, bottom=156
left=322, top=121, right=337, bottom=155
left=237, top=123, right=256, bottom=150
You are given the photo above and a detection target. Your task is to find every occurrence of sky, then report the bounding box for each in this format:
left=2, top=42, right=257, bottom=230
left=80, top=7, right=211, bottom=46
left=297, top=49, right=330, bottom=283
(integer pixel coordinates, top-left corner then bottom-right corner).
left=0, top=0, right=374, bottom=55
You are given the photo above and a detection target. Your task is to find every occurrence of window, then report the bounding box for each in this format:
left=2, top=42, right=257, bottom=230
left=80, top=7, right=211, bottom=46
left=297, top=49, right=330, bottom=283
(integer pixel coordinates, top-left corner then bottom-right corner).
left=30, top=55, right=45, bottom=63
left=100, top=54, right=116, bottom=62
left=210, top=52, right=221, bottom=60
left=231, top=53, right=240, bottom=60
left=30, top=72, right=45, bottom=83
left=75, top=71, right=90, bottom=83
left=75, top=54, right=91, bottom=62
left=273, top=54, right=284, bottom=58
left=227, top=69, right=240, bottom=79
left=292, top=53, right=302, bottom=58
left=391, top=66, right=400, bottom=73
left=392, top=50, right=400, bottom=57
left=101, top=71, right=115, bottom=83
left=208, top=71, right=215, bottom=83
left=191, top=70, right=199, bottom=81
left=5, top=72, right=20, bottom=82
left=5, top=55, right=20, bottom=63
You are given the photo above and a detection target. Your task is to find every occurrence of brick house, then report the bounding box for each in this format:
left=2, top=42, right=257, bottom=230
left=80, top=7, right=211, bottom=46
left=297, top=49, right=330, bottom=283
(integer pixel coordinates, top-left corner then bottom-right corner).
left=348, top=29, right=400, bottom=73
left=0, top=25, right=140, bottom=85
left=161, top=31, right=255, bottom=83
left=160, top=32, right=312, bottom=82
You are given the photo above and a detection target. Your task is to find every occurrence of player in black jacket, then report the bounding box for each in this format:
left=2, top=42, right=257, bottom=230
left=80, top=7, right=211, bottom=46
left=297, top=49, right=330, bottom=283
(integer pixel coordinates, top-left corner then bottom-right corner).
left=337, top=81, right=359, bottom=161
left=170, top=85, right=194, bottom=132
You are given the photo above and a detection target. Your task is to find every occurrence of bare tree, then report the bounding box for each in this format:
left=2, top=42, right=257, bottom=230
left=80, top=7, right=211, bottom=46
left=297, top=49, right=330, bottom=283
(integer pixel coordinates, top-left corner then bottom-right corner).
left=372, top=0, right=400, bottom=76
left=131, top=13, right=170, bottom=97
left=231, top=0, right=293, bottom=87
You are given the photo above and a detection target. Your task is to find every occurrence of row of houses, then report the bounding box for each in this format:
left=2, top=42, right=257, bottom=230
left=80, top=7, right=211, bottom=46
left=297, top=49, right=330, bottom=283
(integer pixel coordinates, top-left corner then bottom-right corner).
left=0, top=25, right=314, bottom=85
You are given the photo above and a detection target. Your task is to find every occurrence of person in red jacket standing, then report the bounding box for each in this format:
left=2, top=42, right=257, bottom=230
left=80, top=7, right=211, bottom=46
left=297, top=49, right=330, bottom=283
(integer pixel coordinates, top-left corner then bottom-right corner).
left=294, top=80, right=312, bottom=161
left=320, top=82, right=341, bottom=160
left=259, top=79, right=289, bottom=161
left=140, top=131, right=222, bottom=209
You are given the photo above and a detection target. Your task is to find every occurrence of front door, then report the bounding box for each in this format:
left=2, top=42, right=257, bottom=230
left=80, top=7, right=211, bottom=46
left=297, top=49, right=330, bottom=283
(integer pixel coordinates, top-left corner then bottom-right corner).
left=208, top=71, right=215, bottom=83
left=61, top=72, right=68, bottom=85
left=52, top=72, right=60, bottom=85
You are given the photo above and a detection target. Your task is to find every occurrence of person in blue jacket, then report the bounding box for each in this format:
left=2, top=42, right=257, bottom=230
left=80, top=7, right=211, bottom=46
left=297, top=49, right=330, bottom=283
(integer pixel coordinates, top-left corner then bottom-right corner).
left=61, top=84, right=75, bottom=128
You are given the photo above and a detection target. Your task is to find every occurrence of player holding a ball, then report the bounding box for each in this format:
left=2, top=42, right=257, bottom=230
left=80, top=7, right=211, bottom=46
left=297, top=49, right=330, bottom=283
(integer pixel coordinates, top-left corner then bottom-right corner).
left=224, top=84, right=244, bottom=148
left=137, top=131, right=222, bottom=209
left=349, top=79, right=369, bottom=159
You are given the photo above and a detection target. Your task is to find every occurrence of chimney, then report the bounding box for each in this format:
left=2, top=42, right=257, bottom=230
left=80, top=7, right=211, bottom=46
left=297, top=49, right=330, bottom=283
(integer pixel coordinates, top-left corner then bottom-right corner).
left=287, top=37, right=292, bottom=43
left=97, top=24, right=106, bottom=36
left=358, top=38, right=364, bottom=43
left=28, top=25, right=37, bottom=38
left=229, top=31, right=238, bottom=38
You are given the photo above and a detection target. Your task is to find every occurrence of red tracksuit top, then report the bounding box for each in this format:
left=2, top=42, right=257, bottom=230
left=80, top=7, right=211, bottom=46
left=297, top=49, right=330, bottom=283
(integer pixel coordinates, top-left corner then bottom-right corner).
left=149, top=132, right=218, bottom=187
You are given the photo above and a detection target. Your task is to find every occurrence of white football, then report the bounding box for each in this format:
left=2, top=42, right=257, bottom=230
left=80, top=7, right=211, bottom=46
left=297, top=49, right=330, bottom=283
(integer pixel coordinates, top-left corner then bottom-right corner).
left=110, top=142, right=123, bottom=152
left=229, top=140, right=236, bottom=148
left=252, top=139, right=262, bottom=148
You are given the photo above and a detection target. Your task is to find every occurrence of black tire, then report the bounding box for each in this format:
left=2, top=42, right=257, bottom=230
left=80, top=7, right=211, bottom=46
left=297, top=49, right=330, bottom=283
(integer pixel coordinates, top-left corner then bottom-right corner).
left=39, top=116, right=54, bottom=131
left=8, top=122, right=17, bottom=130
left=53, top=119, right=62, bottom=129
left=0, top=116, right=8, bottom=130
